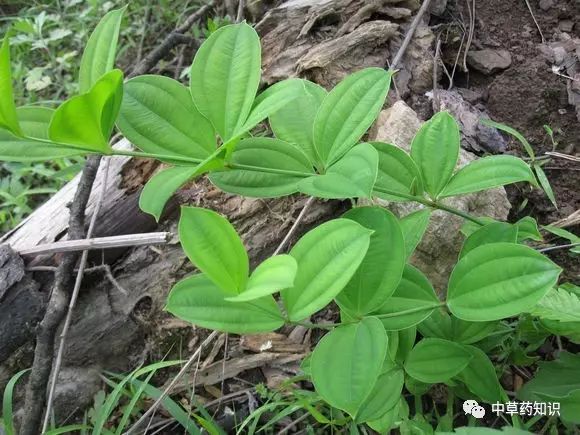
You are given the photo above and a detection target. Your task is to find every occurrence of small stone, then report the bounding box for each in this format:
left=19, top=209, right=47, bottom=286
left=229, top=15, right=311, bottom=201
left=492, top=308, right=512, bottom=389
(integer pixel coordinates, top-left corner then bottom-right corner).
left=467, top=49, right=512, bottom=75
left=429, top=0, right=447, bottom=16
left=559, top=20, right=574, bottom=32
left=539, top=0, right=554, bottom=11
left=553, top=46, right=567, bottom=65
left=559, top=108, right=568, bottom=115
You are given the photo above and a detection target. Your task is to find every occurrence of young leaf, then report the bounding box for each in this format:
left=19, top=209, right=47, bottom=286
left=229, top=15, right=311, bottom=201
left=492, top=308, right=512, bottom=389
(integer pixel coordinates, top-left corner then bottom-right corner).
left=310, top=317, right=388, bottom=418
left=179, top=207, right=248, bottom=294
left=336, top=207, right=406, bottom=317
left=459, top=222, right=518, bottom=258
left=447, top=243, right=562, bottom=321
left=456, top=345, right=503, bottom=403
left=481, top=119, right=535, bottom=160
left=399, top=209, right=431, bottom=259
left=534, top=165, right=557, bottom=209
left=372, top=141, right=424, bottom=201
left=209, top=137, right=314, bottom=197
left=410, top=112, right=459, bottom=199
left=240, top=78, right=303, bottom=133
left=49, top=69, right=123, bottom=153
left=356, top=368, right=404, bottom=423
left=440, top=155, right=536, bottom=198
left=372, top=264, right=440, bottom=331
left=225, top=255, right=297, bottom=302
left=166, top=274, right=284, bottom=334
left=79, top=6, right=125, bottom=92
left=190, top=23, right=261, bottom=142
left=528, top=287, right=580, bottom=322
left=16, top=106, right=54, bottom=139
left=515, top=216, right=542, bottom=242
left=0, top=34, right=22, bottom=136
left=118, top=75, right=215, bottom=159
left=313, top=68, right=392, bottom=167
left=298, top=143, right=378, bottom=199
left=269, top=79, right=327, bottom=165
left=404, top=338, right=472, bottom=383
left=281, top=219, right=372, bottom=321
left=0, top=129, right=88, bottom=161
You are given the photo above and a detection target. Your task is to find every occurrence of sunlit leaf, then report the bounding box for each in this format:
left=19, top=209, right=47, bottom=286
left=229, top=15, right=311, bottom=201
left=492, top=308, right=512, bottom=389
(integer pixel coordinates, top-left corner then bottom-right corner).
left=0, top=34, right=22, bottom=136
left=16, top=106, right=54, bottom=140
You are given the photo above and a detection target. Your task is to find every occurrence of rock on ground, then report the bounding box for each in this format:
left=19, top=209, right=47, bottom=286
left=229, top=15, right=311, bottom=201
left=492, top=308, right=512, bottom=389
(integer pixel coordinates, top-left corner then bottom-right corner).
left=368, top=101, right=511, bottom=292
left=467, top=49, right=512, bottom=75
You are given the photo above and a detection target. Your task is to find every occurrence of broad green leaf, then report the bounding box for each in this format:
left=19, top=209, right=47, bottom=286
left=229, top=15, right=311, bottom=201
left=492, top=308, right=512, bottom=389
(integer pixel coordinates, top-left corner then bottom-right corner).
left=372, top=141, right=423, bottom=200
left=481, top=119, right=535, bottom=160
left=460, top=216, right=497, bottom=238
left=269, top=79, right=327, bottom=165
left=440, top=155, right=536, bottom=198
left=0, top=35, right=22, bottom=136
left=179, top=207, right=248, bottom=294
left=240, top=78, right=303, bottom=133
left=281, top=219, right=372, bottom=321
left=356, top=368, right=404, bottom=423
left=404, top=338, right=472, bottom=383
left=372, top=264, right=440, bottom=331
left=117, top=75, right=215, bottom=159
left=460, top=222, right=518, bottom=258
left=313, top=68, right=392, bottom=167
left=79, top=6, right=125, bottom=92
left=166, top=274, right=283, bottom=334
left=49, top=69, right=123, bottom=153
left=366, top=400, right=400, bottom=434
left=447, top=243, right=561, bottom=321
left=298, top=143, right=378, bottom=199
left=0, top=129, right=88, bottom=161
left=515, top=216, right=542, bottom=242
left=190, top=23, right=261, bottom=142
left=399, top=209, right=431, bottom=259
left=209, top=137, right=314, bottom=197
left=336, top=207, right=405, bottom=316
left=534, top=165, right=557, bottom=208
left=310, top=317, right=387, bottom=418
left=451, top=317, right=498, bottom=344
left=392, top=326, right=416, bottom=364
left=529, top=287, right=580, bottom=322
left=16, top=106, right=54, bottom=139
left=225, top=255, right=297, bottom=302
left=410, top=112, right=459, bottom=198
left=417, top=308, right=453, bottom=340
left=536, top=390, right=580, bottom=424
left=457, top=345, right=503, bottom=403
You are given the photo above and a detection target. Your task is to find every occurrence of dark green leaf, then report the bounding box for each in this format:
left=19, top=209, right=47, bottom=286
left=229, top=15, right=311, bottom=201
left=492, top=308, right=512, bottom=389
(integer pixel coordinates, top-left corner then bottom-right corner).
left=460, top=222, right=518, bottom=258
left=356, top=368, right=404, bottom=423
left=404, top=338, right=472, bottom=383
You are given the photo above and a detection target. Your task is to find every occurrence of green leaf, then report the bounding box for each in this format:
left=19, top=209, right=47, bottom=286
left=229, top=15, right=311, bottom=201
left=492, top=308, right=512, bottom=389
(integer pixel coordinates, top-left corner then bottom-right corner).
left=460, top=222, right=518, bottom=258
left=372, top=264, right=440, bottom=331
left=543, top=225, right=580, bottom=253
left=529, top=287, right=580, bottom=322
left=410, top=112, right=459, bottom=198
left=356, top=368, right=404, bottom=423
left=404, top=338, right=472, bottom=383
left=392, top=326, right=417, bottom=364
left=225, top=255, right=297, bottom=302
left=310, top=317, right=388, bottom=418
left=451, top=318, right=498, bottom=345
left=190, top=22, right=261, bottom=142
left=399, top=209, right=431, bottom=259
left=179, top=207, right=248, bottom=294
left=481, top=119, right=535, bottom=160
left=209, top=137, right=314, bottom=197
left=366, top=400, right=400, bottom=434
left=440, top=155, right=536, bottom=198
left=336, top=207, right=405, bottom=316
left=515, top=216, right=542, bottom=242
left=166, top=274, right=283, bottom=334
left=372, top=141, right=423, bottom=200
left=457, top=345, right=503, bottom=403
left=534, top=165, right=557, bottom=208
left=3, top=369, right=30, bottom=435
left=0, top=129, right=88, bottom=161
left=269, top=79, right=327, bottom=166
left=417, top=308, right=453, bottom=340
left=49, top=69, right=123, bottom=153
left=0, top=35, right=22, bottom=136
left=79, top=6, right=125, bottom=92
left=447, top=243, right=561, bottom=321
left=118, top=75, right=215, bottom=159
left=281, top=219, right=372, bottom=321
left=298, top=143, right=378, bottom=199
left=460, top=217, right=497, bottom=238
left=313, top=68, right=392, bottom=167
left=536, top=390, right=580, bottom=424
left=16, top=106, right=54, bottom=139
left=240, top=78, right=303, bottom=133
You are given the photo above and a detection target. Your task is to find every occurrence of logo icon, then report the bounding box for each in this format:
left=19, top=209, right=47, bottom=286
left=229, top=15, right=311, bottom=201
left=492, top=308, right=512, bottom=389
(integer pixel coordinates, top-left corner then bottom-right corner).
left=463, top=400, right=486, bottom=419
